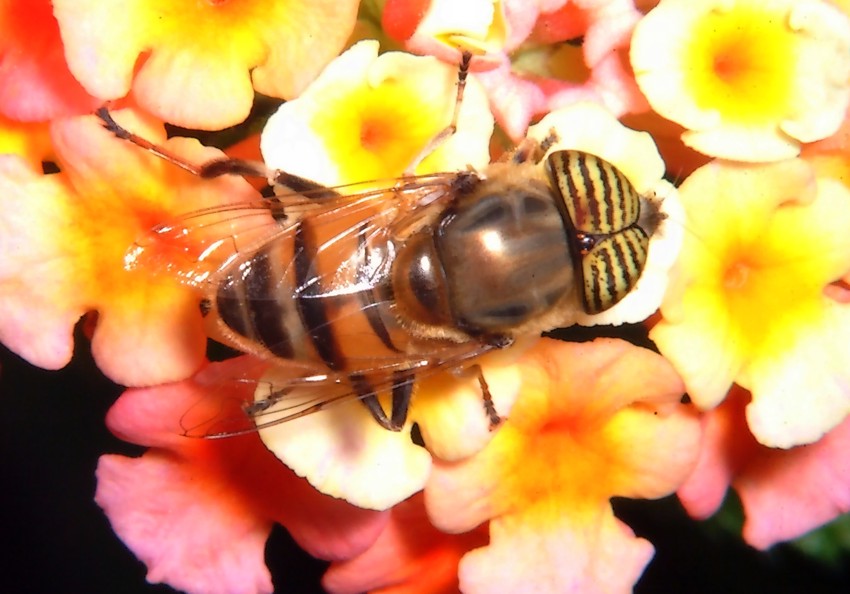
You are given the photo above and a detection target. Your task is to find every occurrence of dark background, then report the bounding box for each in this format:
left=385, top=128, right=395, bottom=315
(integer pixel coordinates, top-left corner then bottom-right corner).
left=2, top=329, right=849, bottom=594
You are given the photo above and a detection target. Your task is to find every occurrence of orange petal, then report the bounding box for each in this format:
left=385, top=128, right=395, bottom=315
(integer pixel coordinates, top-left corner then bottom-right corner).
left=53, top=0, right=359, bottom=129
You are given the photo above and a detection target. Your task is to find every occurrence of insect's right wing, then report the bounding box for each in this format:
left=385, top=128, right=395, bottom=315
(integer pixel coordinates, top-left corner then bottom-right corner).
left=125, top=197, right=318, bottom=288
left=178, top=338, right=497, bottom=438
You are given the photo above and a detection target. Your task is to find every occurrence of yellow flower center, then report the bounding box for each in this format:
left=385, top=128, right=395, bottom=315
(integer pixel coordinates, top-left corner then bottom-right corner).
left=359, top=117, right=391, bottom=153
left=314, top=81, right=447, bottom=180
left=714, top=230, right=825, bottom=353
left=684, top=4, right=797, bottom=125
left=723, top=259, right=751, bottom=290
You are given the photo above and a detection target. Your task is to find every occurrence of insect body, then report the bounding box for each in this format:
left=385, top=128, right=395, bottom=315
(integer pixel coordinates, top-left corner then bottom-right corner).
left=100, top=48, right=662, bottom=436
left=115, top=130, right=662, bottom=435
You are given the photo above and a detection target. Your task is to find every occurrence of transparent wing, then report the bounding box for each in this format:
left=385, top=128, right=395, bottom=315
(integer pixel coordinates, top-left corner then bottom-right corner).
left=128, top=170, right=492, bottom=438
left=125, top=173, right=461, bottom=291
left=180, top=340, right=495, bottom=438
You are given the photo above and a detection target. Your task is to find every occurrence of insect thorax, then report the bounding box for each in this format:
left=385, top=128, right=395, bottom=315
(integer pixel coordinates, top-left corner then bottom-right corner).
left=392, top=173, right=576, bottom=338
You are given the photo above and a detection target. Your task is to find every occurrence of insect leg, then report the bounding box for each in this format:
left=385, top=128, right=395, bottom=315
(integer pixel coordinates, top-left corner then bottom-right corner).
left=96, top=107, right=204, bottom=176
left=97, top=107, right=278, bottom=184
left=389, top=370, right=414, bottom=430
left=98, top=108, right=351, bottom=202
left=474, top=364, right=502, bottom=430
left=504, top=128, right=561, bottom=165
left=351, top=374, right=403, bottom=431
left=198, top=158, right=271, bottom=180
left=457, top=363, right=502, bottom=430
left=403, top=51, right=473, bottom=176
left=268, top=170, right=342, bottom=200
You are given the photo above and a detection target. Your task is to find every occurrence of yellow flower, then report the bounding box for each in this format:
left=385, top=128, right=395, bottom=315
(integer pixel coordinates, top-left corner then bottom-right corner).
left=651, top=159, right=850, bottom=447
left=631, top=0, right=850, bottom=161
left=426, top=338, right=700, bottom=593
left=261, top=39, right=494, bottom=185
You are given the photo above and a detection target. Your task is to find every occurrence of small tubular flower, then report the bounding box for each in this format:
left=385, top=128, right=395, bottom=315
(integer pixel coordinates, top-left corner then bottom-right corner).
left=425, top=338, right=700, bottom=594
left=96, top=358, right=388, bottom=594
left=261, top=40, right=494, bottom=185
left=52, top=0, right=360, bottom=129
left=631, top=0, right=850, bottom=161
left=678, top=387, right=850, bottom=550
left=0, top=109, right=260, bottom=385
left=651, top=159, right=850, bottom=447
left=384, top=0, right=648, bottom=141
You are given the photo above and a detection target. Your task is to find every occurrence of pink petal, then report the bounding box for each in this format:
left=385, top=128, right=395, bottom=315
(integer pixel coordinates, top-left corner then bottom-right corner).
left=96, top=452, right=275, bottom=594
left=475, top=63, right=546, bottom=141
left=678, top=388, right=754, bottom=519
left=0, top=0, right=98, bottom=120
left=323, top=493, right=488, bottom=594
left=678, top=388, right=850, bottom=549
left=501, top=0, right=542, bottom=51
left=739, top=422, right=850, bottom=549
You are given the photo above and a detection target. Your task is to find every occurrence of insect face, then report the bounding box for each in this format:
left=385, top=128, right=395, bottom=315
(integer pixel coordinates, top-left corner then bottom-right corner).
left=547, top=150, right=662, bottom=315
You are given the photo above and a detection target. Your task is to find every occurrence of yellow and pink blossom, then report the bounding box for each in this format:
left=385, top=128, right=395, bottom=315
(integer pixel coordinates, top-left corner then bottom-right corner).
left=96, top=357, right=388, bottom=593
left=0, top=109, right=259, bottom=385
left=679, top=387, right=850, bottom=549
left=425, top=338, right=700, bottom=593
left=651, top=158, right=850, bottom=447
left=632, top=0, right=850, bottom=161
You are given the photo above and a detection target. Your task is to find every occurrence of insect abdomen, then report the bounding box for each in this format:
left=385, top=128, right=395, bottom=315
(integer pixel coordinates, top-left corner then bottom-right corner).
left=215, top=242, right=305, bottom=361
left=213, top=217, right=414, bottom=371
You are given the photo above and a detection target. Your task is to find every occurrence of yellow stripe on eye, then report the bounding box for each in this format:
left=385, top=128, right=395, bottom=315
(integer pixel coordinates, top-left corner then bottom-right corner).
left=581, top=228, right=650, bottom=314
left=547, top=150, right=651, bottom=314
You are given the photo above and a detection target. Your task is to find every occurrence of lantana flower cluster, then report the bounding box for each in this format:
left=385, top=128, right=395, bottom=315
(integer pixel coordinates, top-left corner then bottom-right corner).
left=1, top=1, right=850, bottom=593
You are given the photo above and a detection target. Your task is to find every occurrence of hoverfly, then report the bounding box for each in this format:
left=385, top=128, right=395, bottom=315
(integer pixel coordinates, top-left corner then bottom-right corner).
left=98, top=53, right=664, bottom=437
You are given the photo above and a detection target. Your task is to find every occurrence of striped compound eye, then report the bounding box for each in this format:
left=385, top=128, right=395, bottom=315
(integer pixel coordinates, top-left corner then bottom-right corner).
left=546, top=150, right=651, bottom=315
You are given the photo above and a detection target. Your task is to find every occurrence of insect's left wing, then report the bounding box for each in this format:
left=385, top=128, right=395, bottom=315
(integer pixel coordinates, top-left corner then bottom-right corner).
left=124, top=196, right=319, bottom=288
left=124, top=174, right=461, bottom=291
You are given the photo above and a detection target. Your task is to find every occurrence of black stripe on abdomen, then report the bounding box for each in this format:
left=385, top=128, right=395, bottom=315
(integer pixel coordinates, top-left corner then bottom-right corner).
left=355, top=224, right=400, bottom=353
left=294, top=221, right=345, bottom=370
left=215, top=248, right=296, bottom=359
